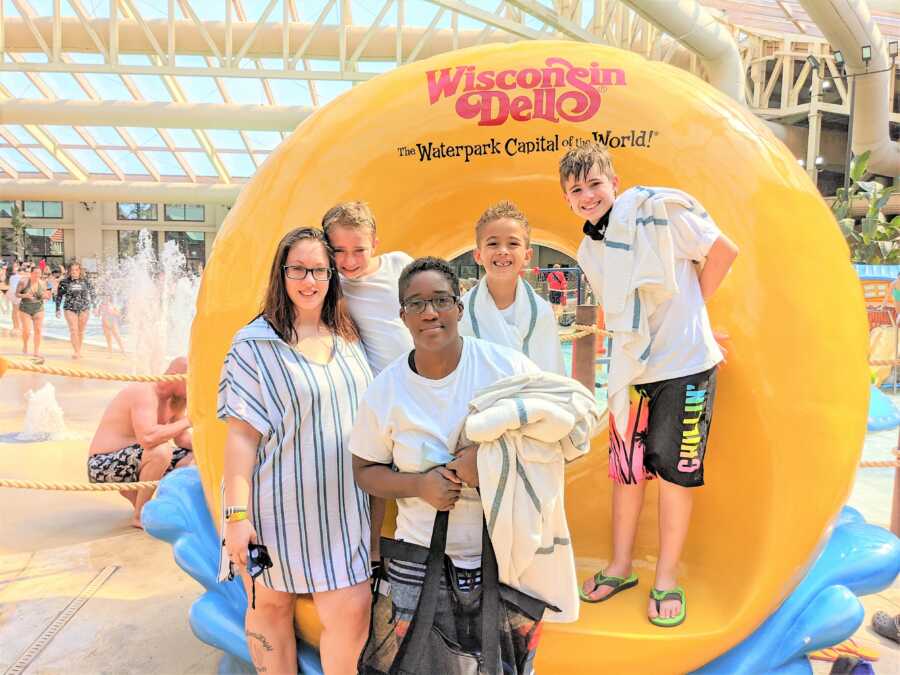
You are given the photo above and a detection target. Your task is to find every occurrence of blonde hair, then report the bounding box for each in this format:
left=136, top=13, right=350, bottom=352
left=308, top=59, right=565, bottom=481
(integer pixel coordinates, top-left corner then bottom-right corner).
left=321, top=201, right=376, bottom=237
left=475, top=200, right=530, bottom=246
left=558, top=141, right=616, bottom=191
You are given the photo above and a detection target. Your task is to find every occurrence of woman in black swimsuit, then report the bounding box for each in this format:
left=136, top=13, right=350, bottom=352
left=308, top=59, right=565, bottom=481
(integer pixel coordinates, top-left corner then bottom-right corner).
left=56, top=261, right=95, bottom=359
left=16, top=264, right=50, bottom=358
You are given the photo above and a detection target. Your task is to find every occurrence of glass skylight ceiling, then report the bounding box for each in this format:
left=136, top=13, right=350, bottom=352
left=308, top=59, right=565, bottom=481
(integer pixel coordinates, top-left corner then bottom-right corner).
left=0, top=0, right=896, bottom=185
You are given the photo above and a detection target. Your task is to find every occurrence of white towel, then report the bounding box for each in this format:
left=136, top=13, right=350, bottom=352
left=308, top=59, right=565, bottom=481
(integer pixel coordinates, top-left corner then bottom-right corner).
left=462, top=372, right=601, bottom=623
left=579, top=186, right=705, bottom=435
left=459, top=277, right=566, bottom=375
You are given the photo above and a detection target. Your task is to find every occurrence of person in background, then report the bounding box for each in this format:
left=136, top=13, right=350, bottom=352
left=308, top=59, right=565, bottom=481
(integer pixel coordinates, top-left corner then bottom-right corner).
left=6, top=260, right=21, bottom=335
left=88, top=357, right=193, bottom=528
left=47, top=268, right=61, bottom=296
left=882, top=272, right=900, bottom=317
left=0, top=263, right=9, bottom=314
left=16, top=263, right=51, bottom=358
left=97, top=294, right=126, bottom=354
left=546, top=263, right=569, bottom=322
left=56, top=260, right=95, bottom=359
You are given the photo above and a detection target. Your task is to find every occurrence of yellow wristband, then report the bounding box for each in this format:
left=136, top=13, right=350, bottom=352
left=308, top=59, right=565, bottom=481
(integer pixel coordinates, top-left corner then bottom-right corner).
left=226, top=511, right=248, bottom=523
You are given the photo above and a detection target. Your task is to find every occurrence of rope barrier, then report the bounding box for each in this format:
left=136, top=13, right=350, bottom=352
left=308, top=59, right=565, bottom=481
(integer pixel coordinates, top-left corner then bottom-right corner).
left=859, top=460, right=900, bottom=469
left=0, top=356, right=185, bottom=383
left=557, top=323, right=613, bottom=343
left=858, top=448, right=900, bottom=470
left=559, top=329, right=593, bottom=343
left=572, top=324, right=613, bottom=337
left=0, top=478, right=160, bottom=491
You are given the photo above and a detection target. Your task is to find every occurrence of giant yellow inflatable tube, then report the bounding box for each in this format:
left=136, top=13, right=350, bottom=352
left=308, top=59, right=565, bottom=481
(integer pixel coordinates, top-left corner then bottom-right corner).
left=190, top=42, right=868, bottom=673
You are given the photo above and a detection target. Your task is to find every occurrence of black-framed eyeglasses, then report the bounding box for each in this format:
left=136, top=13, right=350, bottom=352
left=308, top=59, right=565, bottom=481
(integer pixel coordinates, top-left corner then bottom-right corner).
left=283, top=265, right=332, bottom=281
left=402, top=295, right=459, bottom=314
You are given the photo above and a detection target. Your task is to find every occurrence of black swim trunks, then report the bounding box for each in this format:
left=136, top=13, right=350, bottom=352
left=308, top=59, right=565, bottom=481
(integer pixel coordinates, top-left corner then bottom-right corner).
left=609, top=366, right=718, bottom=488
left=87, top=444, right=191, bottom=483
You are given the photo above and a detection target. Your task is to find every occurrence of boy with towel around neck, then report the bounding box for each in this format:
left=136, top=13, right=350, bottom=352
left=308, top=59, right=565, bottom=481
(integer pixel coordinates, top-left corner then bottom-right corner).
left=560, top=142, right=738, bottom=628
left=458, top=201, right=566, bottom=375
left=322, top=201, right=414, bottom=567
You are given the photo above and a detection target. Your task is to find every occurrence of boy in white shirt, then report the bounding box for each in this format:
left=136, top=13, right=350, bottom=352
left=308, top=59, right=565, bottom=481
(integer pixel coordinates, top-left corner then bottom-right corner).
left=322, top=202, right=414, bottom=375
left=323, top=201, right=414, bottom=566
left=458, top=201, right=566, bottom=375
left=560, top=142, right=738, bottom=627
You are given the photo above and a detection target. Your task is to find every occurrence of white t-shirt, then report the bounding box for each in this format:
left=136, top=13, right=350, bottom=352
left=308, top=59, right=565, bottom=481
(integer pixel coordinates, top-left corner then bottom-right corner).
left=349, top=337, right=540, bottom=567
left=577, top=205, right=723, bottom=384
left=340, top=251, right=415, bottom=376
left=499, top=303, right=516, bottom=326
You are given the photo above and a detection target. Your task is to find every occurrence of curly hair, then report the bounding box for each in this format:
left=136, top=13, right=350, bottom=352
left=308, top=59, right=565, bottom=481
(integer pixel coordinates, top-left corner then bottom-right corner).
left=397, top=256, right=460, bottom=304
left=474, top=200, right=530, bottom=245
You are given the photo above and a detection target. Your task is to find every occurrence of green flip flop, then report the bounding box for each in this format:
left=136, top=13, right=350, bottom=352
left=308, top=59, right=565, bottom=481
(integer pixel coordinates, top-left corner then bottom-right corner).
left=579, top=570, right=639, bottom=603
left=649, top=587, right=686, bottom=627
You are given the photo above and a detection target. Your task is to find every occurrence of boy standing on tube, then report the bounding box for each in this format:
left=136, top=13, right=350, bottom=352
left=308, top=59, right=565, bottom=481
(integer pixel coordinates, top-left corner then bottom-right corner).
left=559, top=142, right=738, bottom=627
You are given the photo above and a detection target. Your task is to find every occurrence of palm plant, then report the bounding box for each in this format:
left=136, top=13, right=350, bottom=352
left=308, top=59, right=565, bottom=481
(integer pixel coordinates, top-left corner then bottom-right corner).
left=831, top=151, right=899, bottom=264
left=9, top=204, right=29, bottom=261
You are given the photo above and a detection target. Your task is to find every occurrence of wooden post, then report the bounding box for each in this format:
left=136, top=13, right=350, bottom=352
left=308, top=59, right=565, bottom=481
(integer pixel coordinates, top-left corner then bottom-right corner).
left=572, top=305, right=598, bottom=392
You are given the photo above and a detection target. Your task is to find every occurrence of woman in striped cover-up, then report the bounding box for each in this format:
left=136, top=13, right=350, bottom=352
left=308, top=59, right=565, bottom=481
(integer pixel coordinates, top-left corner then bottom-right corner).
left=219, top=227, right=373, bottom=675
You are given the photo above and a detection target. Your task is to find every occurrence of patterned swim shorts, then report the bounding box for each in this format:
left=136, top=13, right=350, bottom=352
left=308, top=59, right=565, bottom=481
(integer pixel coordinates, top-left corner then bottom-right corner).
left=87, top=445, right=191, bottom=483
left=608, top=366, right=718, bottom=488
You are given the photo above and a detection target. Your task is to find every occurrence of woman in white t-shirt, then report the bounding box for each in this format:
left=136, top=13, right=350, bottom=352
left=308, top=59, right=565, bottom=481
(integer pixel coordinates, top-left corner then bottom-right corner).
left=350, top=257, right=542, bottom=658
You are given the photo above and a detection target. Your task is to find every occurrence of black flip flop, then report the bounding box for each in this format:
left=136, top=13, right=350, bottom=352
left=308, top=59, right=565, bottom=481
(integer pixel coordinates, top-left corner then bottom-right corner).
left=579, top=570, right=638, bottom=604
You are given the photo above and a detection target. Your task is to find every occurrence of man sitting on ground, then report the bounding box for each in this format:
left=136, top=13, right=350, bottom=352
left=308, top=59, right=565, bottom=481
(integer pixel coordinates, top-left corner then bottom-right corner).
left=87, top=357, right=194, bottom=528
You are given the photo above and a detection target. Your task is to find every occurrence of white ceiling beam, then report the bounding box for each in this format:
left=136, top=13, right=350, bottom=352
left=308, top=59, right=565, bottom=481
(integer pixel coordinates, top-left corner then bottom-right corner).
left=0, top=155, right=20, bottom=180
left=0, top=88, right=308, bottom=131
left=116, top=70, right=196, bottom=182
left=0, top=58, right=90, bottom=180
left=0, top=63, right=371, bottom=82
left=68, top=0, right=109, bottom=58
left=118, top=0, right=167, bottom=61
left=0, top=128, right=55, bottom=179
left=0, top=179, right=242, bottom=203
left=504, top=0, right=600, bottom=42
left=234, top=0, right=279, bottom=64
left=73, top=127, right=124, bottom=180
left=406, top=7, right=447, bottom=63
left=425, top=0, right=544, bottom=40
left=350, top=0, right=395, bottom=64
left=116, top=127, right=161, bottom=181
left=2, top=16, right=522, bottom=63
left=173, top=0, right=224, bottom=64
left=291, top=0, right=338, bottom=66
left=9, top=0, right=51, bottom=58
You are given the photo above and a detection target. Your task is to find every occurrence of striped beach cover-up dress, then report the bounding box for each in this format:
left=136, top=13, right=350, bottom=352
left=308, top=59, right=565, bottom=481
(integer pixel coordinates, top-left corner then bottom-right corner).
left=217, top=316, right=373, bottom=594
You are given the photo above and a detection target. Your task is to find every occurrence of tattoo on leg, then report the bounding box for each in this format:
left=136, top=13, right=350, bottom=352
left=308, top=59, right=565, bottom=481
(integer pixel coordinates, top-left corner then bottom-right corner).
left=247, top=631, right=274, bottom=652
